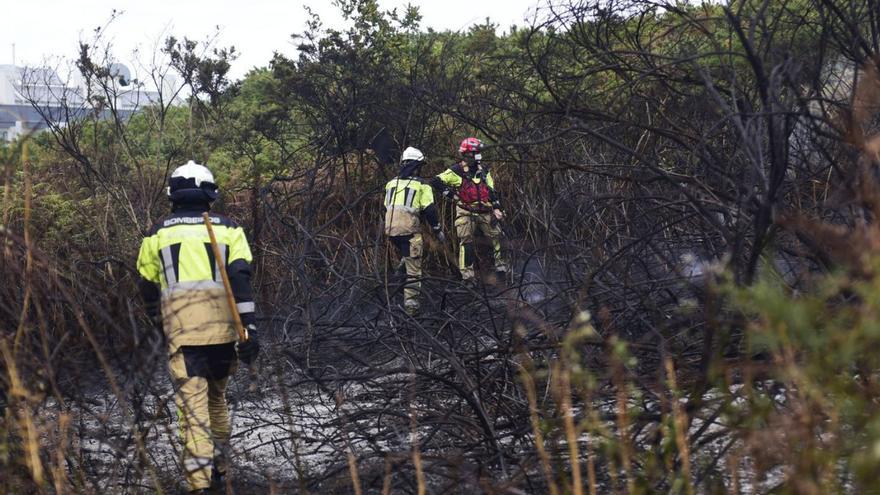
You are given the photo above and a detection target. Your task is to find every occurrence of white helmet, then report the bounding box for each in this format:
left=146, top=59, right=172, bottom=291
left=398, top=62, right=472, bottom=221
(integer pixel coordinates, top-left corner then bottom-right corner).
left=168, top=160, right=219, bottom=201
left=172, top=160, right=214, bottom=185
left=401, top=146, right=424, bottom=163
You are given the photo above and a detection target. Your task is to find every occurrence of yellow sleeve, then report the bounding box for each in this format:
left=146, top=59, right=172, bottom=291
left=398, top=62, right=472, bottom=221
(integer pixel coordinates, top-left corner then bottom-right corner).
left=486, top=171, right=495, bottom=189
left=136, top=235, right=161, bottom=283
left=417, top=182, right=435, bottom=210
left=228, top=226, right=254, bottom=264
left=436, top=168, right=462, bottom=188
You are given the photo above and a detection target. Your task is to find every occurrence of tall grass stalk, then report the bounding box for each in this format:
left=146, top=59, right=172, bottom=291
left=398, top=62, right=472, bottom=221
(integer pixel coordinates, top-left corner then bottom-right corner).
left=518, top=362, right=560, bottom=495
left=665, top=358, right=693, bottom=495
left=0, top=339, right=44, bottom=487
left=555, top=361, right=584, bottom=495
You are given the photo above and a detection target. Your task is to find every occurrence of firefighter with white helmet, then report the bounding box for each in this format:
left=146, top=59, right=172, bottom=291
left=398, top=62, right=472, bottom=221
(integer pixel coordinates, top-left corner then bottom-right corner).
left=136, top=160, right=259, bottom=493
left=384, top=147, right=445, bottom=315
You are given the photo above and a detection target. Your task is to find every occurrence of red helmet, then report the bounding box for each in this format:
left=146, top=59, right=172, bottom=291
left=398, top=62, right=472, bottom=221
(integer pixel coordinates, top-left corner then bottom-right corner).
left=459, top=137, right=483, bottom=154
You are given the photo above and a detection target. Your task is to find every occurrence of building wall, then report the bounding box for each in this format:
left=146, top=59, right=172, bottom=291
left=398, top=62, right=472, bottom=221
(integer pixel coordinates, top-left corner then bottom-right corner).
left=0, top=65, right=24, bottom=106
left=0, top=63, right=172, bottom=142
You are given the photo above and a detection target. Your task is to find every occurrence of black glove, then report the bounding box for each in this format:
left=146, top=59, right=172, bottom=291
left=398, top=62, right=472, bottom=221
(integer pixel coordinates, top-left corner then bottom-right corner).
left=434, top=228, right=446, bottom=244
left=237, top=324, right=260, bottom=365
left=442, top=189, right=456, bottom=200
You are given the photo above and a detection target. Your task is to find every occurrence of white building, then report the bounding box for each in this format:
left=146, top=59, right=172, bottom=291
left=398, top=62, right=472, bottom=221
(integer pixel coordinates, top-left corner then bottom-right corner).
left=0, top=63, right=176, bottom=142
left=0, top=65, right=66, bottom=141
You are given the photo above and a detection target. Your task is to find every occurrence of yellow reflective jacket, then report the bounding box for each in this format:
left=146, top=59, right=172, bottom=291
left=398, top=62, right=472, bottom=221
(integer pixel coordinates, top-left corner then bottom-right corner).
left=137, top=208, right=255, bottom=349
left=383, top=177, right=439, bottom=236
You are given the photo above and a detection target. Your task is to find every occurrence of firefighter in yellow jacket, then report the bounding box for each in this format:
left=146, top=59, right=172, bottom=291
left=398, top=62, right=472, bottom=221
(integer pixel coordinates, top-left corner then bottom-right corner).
left=431, top=137, right=507, bottom=285
left=136, top=161, right=259, bottom=494
left=384, top=147, right=445, bottom=315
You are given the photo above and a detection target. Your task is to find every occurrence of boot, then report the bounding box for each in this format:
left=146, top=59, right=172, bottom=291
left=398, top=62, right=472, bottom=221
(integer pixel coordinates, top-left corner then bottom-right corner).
left=404, top=302, right=420, bottom=316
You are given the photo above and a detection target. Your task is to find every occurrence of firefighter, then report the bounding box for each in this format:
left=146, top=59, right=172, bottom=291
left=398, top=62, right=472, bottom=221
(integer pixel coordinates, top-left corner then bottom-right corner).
left=136, top=160, right=260, bottom=494
left=384, top=147, right=445, bottom=315
left=432, top=137, right=507, bottom=285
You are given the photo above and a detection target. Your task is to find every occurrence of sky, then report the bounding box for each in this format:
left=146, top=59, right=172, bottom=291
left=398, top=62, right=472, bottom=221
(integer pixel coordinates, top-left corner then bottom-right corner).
left=3, top=0, right=542, bottom=81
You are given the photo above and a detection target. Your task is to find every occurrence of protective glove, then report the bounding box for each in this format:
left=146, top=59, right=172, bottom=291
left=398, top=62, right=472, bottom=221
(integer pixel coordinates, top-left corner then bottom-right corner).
left=433, top=227, right=446, bottom=244
left=442, top=189, right=456, bottom=201
left=237, top=324, right=260, bottom=365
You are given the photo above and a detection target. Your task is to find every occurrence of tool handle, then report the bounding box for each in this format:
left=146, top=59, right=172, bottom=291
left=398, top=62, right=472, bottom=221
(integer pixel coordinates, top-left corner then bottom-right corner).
left=202, top=212, right=248, bottom=342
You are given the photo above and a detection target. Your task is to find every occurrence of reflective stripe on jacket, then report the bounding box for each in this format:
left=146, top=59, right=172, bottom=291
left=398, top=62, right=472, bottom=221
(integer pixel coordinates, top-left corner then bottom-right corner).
left=384, top=177, right=437, bottom=236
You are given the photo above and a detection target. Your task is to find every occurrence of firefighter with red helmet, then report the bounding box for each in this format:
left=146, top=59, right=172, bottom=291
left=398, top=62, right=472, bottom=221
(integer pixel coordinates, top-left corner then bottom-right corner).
left=431, top=137, right=508, bottom=284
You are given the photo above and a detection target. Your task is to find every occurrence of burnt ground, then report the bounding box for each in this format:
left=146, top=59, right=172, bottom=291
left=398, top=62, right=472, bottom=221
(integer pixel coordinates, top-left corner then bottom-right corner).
left=28, top=245, right=567, bottom=494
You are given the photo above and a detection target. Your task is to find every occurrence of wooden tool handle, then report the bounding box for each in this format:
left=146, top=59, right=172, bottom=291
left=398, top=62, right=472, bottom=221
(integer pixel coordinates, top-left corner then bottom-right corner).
left=202, top=212, right=248, bottom=342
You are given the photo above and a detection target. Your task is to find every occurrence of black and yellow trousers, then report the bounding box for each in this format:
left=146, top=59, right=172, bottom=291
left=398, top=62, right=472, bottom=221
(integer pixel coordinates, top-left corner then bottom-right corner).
left=389, top=233, right=424, bottom=311
left=454, top=206, right=507, bottom=281
left=168, top=342, right=236, bottom=491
